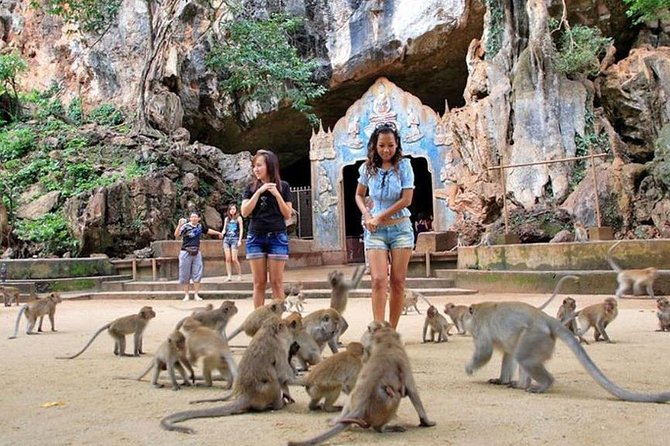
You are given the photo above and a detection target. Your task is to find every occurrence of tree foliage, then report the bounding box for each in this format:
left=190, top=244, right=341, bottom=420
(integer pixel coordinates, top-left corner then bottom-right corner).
left=207, top=12, right=326, bottom=123
left=32, top=0, right=122, bottom=35
left=549, top=20, right=612, bottom=78
left=0, top=53, right=28, bottom=119
left=624, top=0, right=670, bottom=24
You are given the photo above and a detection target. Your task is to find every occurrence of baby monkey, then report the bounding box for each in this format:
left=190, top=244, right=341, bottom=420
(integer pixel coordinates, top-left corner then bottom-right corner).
left=656, top=297, right=670, bottom=332
left=134, top=330, right=194, bottom=390
left=422, top=305, right=451, bottom=343
left=556, top=297, right=589, bottom=344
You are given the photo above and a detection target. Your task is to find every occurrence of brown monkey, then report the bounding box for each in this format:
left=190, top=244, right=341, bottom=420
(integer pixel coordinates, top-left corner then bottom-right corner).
left=556, top=297, right=589, bottom=344
left=576, top=297, right=619, bottom=343
left=1, top=285, right=20, bottom=307
left=443, top=303, right=471, bottom=335
left=303, top=308, right=342, bottom=354
left=464, top=301, right=670, bottom=401
left=287, top=324, right=435, bottom=445
left=58, top=306, right=156, bottom=358
left=422, top=305, right=450, bottom=343
left=284, top=281, right=303, bottom=298
left=284, top=312, right=321, bottom=372
left=574, top=221, right=588, bottom=242
left=176, top=300, right=238, bottom=340
left=607, top=240, right=658, bottom=299
left=133, top=330, right=195, bottom=390
left=656, top=297, right=670, bottom=332
left=180, top=317, right=238, bottom=388
left=360, top=320, right=391, bottom=362
left=303, top=342, right=364, bottom=412
left=227, top=300, right=285, bottom=341
left=9, top=292, right=62, bottom=339
left=160, top=318, right=295, bottom=434
left=328, top=265, right=365, bottom=342
left=402, top=289, right=421, bottom=315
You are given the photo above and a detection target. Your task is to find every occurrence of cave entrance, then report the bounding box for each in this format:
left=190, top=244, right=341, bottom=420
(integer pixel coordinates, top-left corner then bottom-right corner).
left=309, top=77, right=455, bottom=262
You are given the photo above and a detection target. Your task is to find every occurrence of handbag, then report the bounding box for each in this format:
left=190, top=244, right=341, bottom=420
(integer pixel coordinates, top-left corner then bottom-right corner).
left=184, top=246, right=199, bottom=256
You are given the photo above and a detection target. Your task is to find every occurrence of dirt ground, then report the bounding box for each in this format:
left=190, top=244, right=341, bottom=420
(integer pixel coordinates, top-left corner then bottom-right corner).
left=2, top=292, right=670, bottom=446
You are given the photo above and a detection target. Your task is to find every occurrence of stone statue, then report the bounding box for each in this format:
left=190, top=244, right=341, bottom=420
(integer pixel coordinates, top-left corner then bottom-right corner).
left=344, top=115, right=364, bottom=149
left=403, top=108, right=423, bottom=143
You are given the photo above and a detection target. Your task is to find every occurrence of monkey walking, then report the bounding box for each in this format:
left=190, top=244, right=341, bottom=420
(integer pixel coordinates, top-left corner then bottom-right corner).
left=1, top=285, right=20, bottom=307
left=402, top=289, right=422, bottom=315
left=175, top=300, right=238, bottom=340
left=286, top=292, right=306, bottom=313
left=287, top=323, right=435, bottom=446
left=124, top=330, right=195, bottom=390
left=443, top=303, right=472, bottom=335
left=606, top=240, right=658, bottom=299
left=575, top=297, right=619, bottom=343
left=656, top=297, right=670, bottom=332
left=160, top=318, right=295, bottom=434
left=9, top=292, right=62, bottom=339
left=328, top=265, right=365, bottom=342
left=465, top=301, right=670, bottom=401
left=58, top=306, right=156, bottom=358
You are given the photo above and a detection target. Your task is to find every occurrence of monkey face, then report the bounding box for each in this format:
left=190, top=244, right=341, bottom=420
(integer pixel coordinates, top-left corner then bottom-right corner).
left=427, top=306, right=438, bottom=318
left=657, top=298, right=670, bottom=311
left=140, top=306, right=157, bottom=319
left=562, top=298, right=576, bottom=311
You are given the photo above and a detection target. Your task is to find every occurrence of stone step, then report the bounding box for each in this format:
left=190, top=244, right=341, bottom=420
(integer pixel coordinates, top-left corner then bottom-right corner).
left=435, top=269, right=670, bottom=295
left=64, top=287, right=477, bottom=301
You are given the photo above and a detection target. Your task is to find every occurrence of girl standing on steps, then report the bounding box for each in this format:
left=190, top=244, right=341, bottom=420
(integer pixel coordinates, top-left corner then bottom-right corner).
left=222, top=203, right=244, bottom=282
left=241, top=149, right=293, bottom=308
left=354, top=122, right=415, bottom=329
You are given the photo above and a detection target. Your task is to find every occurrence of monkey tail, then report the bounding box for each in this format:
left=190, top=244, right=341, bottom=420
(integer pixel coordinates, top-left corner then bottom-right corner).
left=8, top=304, right=28, bottom=339
left=135, top=361, right=155, bottom=381
left=160, top=399, right=248, bottom=434
left=227, top=326, right=243, bottom=341
left=56, top=324, right=110, bottom=359
left=554, top=321, right=670, bottom=402
left=174, top=316, right=187, bottom=330
left=537, top=275, right=580, bottom=310
left=605, top=241, right=623, bottom=273
left=415, top=291, right=434, bottom=308
left=189, top=391, right=234, bottom=404
left=287, top=422, right=350, bottom=446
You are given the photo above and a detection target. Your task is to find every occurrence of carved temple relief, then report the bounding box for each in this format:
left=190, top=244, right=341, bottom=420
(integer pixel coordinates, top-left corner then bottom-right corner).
left=343, top=115, right=364, bottom=150
left=364, top=83, right=398, bottom=136
left=309, top=121, right=336, bottom=161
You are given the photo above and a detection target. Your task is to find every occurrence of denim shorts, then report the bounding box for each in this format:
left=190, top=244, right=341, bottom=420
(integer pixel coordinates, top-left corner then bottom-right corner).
left=246, top=231, right=289, bottom=261
left=223, top=236, right=239, bottom=249
left=365, top=219, right=415, bottom=251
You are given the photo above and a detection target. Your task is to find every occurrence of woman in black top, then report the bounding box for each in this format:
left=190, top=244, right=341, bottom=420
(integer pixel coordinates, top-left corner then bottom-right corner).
left=241, top=150, right=293, bottom=308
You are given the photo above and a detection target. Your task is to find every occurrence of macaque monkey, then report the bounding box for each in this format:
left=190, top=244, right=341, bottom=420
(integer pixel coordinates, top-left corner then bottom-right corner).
left=422, top=305, right=451, bottom=343
left=329, top=265, right=365, bottom=341
left=303, top=308, right=342, bottom=354
left=303, top=342, right=364, bottom=412
left=465, top=301, right=670, bottom=401
left=402, top=289, right=421, bottom=315
left=449, top=234, right=466, bottom=251
left=9, top=292, right=62, bottom=339
left=161, top=318, right=295, bottom=434
left=656, top=297, right=670, bottom=332
left=284, top=312, right=321, bottom=372
left=574, top=221, right=588, bottom=242
left=477, top=229, right=493, bottom=247
left=443, top=303, right=471, bottom=335
left=607, top=240, right=658, bottom=299
left=286, top=292, right=306, bottom=313
left=227, top=300, right=285, bottom=341
left=58, top=306, right=156, bottom=358
left=133, top=330, right=195, bottom=390
left=556, top=297, right=589, bottom=344
left=576, top=297, right=619, bottom=343
left=1, top=285, right=20, bottom=307
left=360, top=320, right=391, bottom=362
left=284, top=281, right=303, bottom=298
left=287, top=324, right=435, bottom=446
left=180, top=317, right=238, bottom=388
left=176, top=300, right=238, bottom=340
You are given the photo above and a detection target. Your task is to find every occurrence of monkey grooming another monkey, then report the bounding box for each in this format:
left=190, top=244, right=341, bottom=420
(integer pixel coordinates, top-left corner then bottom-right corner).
left=574, top=221, right=588, bottom=242
left=607, top=240, right=658, bottom=299
left=465, top=300, right=670, bottom=401
left=556, top=297, right=589, bottom=344
left=176, top=300, right=238, bottom=340
left=58, top=306, right=156, bottom=358
left=303, top=308, right=342, bottom=354
left=180, top=317, right=238, bottom=388
left=287, top=324, right=435, bottom=446
left=1, top=285, right=20, bottom=307
left=227, top=300, right=285, bottom=341
left=133, top=330, right=195, bottom=390
left=575, top=297, right=619, bottom=343
left=329, top=265, right=365, bottom=342
left=284, top=312, right=322, bottom=372
left=656, top=297, right=670, bottom=332
left=161, top=318, right=295, bottom=434
left=422, top=305, right=451, bottom=343
left=443, top=303, right=471, bottom=335
left=302, top=342, right=364, bottom=412
left=9, top=292, right=62, bottom=339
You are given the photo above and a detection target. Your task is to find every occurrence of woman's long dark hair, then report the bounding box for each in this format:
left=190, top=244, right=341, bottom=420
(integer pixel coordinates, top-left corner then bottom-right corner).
left=250, top=149, right=282, bottom=192
left=364, top=123, right=403, bottom=176
left=226, top=203, right=238, bottom=218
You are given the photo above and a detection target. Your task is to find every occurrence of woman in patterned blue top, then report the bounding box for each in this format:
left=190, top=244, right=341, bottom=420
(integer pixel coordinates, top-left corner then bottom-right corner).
left=355, top=122, right=415, bottom=328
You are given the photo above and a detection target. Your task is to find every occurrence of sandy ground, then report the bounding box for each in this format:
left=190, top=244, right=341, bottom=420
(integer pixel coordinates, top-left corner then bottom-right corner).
left=2, top=292, right=670, bottom=446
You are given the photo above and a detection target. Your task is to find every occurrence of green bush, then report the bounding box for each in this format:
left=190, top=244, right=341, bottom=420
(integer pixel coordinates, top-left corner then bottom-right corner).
left=87, top=103, right=125, bottom=126
left=550, top=23, right=612, bottom=78
left=14, top=211, right=78, bottom=255
left=68, top=97, right=84, bottom=124
left=624, top=0, right=670, bottom=24
left=0, top=125, right=36, bottom=162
